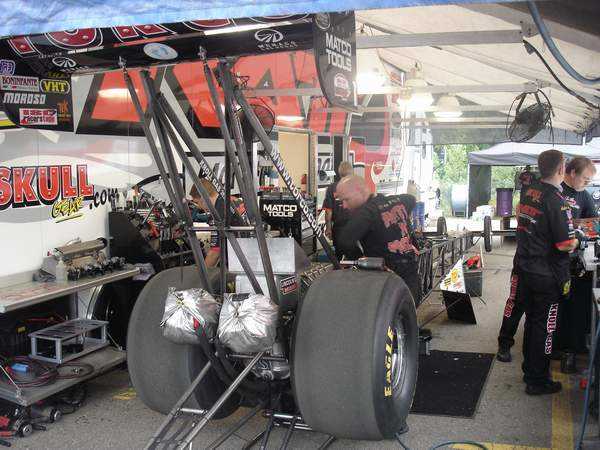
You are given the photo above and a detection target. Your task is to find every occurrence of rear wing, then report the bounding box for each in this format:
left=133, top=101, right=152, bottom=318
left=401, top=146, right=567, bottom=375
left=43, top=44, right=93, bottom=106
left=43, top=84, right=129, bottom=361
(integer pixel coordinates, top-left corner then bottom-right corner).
left=0, top=12, right=357, bottom=132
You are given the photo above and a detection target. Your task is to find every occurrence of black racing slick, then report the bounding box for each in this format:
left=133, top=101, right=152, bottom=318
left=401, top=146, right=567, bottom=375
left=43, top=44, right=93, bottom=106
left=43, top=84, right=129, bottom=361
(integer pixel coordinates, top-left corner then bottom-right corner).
left=337, top=194, right=422, bottom=305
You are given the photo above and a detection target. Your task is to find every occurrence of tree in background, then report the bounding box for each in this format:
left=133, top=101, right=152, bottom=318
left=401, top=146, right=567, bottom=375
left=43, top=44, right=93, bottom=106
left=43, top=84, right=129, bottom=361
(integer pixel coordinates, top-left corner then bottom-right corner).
left=434, top=144, right=519, bottom=215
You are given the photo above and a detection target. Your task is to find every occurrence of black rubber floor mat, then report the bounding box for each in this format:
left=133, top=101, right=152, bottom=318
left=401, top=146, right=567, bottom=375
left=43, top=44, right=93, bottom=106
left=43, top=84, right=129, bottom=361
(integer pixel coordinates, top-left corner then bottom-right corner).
left=410, top=350, right=494, bottom=418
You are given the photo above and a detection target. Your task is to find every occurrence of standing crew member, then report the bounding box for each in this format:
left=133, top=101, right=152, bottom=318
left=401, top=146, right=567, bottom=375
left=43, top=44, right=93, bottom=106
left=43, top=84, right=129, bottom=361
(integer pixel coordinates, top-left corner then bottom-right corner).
left=335, top=175, right=422, bottom=306
left=323, top=161, right=359, bottom=260
left=555, top=157, right=597, bottom=372
left=189, top=179, right=246, bottom=268
left=511, top=150, right=577, bottom=395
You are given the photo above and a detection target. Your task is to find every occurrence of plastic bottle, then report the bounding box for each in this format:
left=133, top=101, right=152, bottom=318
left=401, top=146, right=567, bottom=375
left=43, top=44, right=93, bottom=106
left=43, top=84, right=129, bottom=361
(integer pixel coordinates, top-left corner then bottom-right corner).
left=55, top=258, right=67, bottom=282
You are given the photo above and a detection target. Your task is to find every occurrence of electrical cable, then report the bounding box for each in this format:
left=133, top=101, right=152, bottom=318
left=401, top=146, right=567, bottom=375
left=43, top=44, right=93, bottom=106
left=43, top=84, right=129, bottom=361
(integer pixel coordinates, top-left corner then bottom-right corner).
left=575, top=320, right=600, bottom=449
left=527, top=1, right=600, bottom=85
left=523, top=40, right=599, bottom=111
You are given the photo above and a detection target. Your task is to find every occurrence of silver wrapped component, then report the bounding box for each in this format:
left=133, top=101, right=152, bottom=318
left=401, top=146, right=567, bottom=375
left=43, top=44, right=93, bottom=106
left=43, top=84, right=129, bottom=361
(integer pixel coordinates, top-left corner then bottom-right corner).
left=160, top=288, right=221, bottom=345
left=218, top=293, right=278, bottom=353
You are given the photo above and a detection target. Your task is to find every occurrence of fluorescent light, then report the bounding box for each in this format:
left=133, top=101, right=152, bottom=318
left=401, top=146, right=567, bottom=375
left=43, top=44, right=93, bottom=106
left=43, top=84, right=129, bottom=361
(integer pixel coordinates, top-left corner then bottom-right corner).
left=98, top=88, right=131, bottom=100
left=277, top=115, right=304, bottom=122
left=434, top=95, right=462, bottom=118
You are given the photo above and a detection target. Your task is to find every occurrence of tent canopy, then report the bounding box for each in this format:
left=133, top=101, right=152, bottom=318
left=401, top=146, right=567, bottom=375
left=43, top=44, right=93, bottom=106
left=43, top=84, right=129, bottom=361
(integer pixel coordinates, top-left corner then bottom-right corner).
left=468, top=138, right=600, bottom=166
left=1, top=1, right=518, bottom=37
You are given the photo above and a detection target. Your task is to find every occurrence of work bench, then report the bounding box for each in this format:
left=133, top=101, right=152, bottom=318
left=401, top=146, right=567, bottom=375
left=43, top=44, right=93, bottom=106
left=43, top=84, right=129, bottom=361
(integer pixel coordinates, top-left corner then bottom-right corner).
left=0, top=268, right=139, bottom=406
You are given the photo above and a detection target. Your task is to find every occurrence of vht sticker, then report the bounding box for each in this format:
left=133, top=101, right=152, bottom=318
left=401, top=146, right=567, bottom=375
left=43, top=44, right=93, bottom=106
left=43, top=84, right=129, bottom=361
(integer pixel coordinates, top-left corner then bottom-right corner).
left=19, top=108, right=57, bottom=126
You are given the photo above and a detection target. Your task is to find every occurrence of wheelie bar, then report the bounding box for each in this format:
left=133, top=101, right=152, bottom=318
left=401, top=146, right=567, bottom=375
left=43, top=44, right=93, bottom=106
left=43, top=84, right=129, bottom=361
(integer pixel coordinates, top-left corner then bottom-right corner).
left=145, top=352, right=264, bottom=449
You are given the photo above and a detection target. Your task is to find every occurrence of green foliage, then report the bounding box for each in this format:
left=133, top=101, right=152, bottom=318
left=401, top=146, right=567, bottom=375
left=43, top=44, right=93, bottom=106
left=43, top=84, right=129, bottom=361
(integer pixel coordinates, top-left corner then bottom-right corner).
left=434, top=144, right=487, bottom=214
left=433, top=144, right=523, bottom=215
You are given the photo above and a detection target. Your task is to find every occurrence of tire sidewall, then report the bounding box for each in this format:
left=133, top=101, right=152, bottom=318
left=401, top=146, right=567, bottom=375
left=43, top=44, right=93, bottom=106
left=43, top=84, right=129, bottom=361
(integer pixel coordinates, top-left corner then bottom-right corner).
left=371, top=276, right=419, bottom=437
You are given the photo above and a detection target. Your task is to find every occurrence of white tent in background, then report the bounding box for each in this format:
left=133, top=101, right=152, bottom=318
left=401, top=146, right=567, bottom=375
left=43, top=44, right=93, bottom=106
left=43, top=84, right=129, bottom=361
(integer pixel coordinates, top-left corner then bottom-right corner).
left=468, top=138, right=600, bottom=166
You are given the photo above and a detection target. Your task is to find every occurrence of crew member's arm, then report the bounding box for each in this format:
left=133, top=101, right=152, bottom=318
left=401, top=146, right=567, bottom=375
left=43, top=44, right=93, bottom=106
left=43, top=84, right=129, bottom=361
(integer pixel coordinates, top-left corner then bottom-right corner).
left=205, top=230, right=221, bottom=267
left=548, top=197, right=578, bottom=252
left=581, top=190, right=598, bottom=219
left=336, top=204, right=374, bottom=255
left=322, top=184, right=335, bottom=239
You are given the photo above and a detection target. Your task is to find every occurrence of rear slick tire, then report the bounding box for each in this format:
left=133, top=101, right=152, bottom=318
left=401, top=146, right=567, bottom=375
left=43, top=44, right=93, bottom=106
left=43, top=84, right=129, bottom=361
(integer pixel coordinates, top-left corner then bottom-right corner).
left=127, top=266, right=239, bottom=419
left=292, top=269, right=419, bottom=440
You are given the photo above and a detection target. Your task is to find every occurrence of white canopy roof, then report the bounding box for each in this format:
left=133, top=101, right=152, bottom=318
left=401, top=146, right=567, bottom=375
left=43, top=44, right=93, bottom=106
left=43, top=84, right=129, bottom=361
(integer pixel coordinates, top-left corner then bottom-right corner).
left=468, top=138, right=600, bottom=166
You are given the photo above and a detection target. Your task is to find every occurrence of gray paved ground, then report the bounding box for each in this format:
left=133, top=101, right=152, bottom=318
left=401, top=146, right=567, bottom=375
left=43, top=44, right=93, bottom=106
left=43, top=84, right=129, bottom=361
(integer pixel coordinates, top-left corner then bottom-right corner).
left=12, top=238, right=597, bottom=449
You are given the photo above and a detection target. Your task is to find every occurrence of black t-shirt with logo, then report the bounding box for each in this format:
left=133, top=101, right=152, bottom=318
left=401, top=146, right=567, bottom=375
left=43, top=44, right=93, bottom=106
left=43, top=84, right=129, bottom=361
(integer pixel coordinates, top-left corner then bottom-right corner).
left=561, top=182, right=598, bottom=220
left=337, top=193, right=417, bottom=267
left=515, top=181, right=575, bottom=285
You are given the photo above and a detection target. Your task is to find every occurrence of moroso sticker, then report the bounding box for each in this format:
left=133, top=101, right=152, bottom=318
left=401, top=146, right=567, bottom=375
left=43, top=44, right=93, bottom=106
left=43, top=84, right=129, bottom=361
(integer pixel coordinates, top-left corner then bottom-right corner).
left=280, top=276, right=298, bottom=294
left=1, top=75, right=39, bottom=92
left=0, top=60, right=16, bottom=75
left=19, top=108, right=57, bottom=126
left=3, top=92, right=46, bottom=105
left=40, top=79, right=70, bottom=94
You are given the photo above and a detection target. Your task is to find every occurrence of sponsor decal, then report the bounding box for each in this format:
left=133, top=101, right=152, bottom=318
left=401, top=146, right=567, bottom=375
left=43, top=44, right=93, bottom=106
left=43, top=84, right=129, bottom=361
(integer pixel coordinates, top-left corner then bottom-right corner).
left=325, top=33, right=352, bottom=72
left=19, top=108, right=57, bottom=126
left=143, top=43, right=178, bottom=60
left=1, top=75, right=39, bottom=92
left=384, top=326, right=393, bottom=397
left=0, top=59, right=15, bottom=75
left=503, top=273, right=519, bottom=318
left=280, top=276, right=298, bottom=294
left=544, top=303, right=559, bottom=354
left=262, top=202, right=298, bottom=218
left=3, top=92, right=46, bottom=105
left=314, top=13, right=331, bottom=31
left=333, top=73, right=350, bottom=99
left=0, top=164, right=118, bottom=222
left=52, top=56, right=77, bottom=69
left=57, top=100, right=71, bottom=123
left=40, top=79, right=70, bottom=94
left=255, top=28, right=298, bottom=51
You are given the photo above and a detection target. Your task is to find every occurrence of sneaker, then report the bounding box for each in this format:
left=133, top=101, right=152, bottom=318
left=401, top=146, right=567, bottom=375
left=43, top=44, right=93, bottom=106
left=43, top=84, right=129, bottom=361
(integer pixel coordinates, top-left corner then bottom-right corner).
left=496, top=348, right=512, bottom=363
left=525, top=380, right=562, bottom=396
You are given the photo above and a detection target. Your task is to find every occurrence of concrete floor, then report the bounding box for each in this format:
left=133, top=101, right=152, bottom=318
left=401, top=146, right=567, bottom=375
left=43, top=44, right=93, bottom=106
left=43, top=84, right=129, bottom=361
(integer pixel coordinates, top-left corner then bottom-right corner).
left=13, top=239, right=598, bottom=449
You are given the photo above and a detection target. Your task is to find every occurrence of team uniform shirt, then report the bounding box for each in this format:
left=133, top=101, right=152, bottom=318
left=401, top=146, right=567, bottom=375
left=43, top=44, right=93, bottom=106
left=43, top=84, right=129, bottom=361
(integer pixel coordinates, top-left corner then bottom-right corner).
left=337, top=194, right=417, bottom=268
left=209, top=196, right=246, bottom=253
left=515, top=181, right=575, bottom=288
left=322, top=180, right=351, bottom=231
left=561, top=182, right=598, bottom=220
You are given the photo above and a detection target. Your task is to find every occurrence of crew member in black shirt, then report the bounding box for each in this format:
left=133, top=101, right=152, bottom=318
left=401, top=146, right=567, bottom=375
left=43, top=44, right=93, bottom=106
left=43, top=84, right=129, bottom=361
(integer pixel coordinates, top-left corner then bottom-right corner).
left=555, top=156, right=597, bottom=372
left=335, top=175, right=421, bottom=306
left=512, top=150, right=578, bottom=395
left=323, top=161, right=359, bottom=260
left=189, top=179, right=246, bottom=268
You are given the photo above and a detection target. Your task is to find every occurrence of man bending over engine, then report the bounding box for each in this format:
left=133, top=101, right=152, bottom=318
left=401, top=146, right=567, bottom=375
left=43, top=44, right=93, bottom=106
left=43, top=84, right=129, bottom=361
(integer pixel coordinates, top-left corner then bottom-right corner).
left=335, top=175, right=421, bottom=306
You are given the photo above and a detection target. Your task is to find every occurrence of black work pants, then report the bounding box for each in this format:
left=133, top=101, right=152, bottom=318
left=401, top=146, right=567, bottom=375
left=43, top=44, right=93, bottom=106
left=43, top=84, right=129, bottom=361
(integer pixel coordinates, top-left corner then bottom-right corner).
left=555, top=273, right=592, bottom=353
left=390, top=262, right=422, bottom=308
left=498, top=269, right=525, bottom=350
left=519, top=270, right=563, bottom=386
